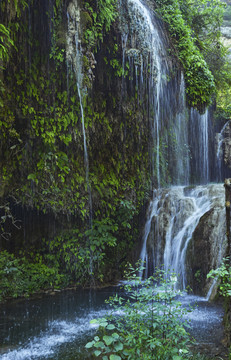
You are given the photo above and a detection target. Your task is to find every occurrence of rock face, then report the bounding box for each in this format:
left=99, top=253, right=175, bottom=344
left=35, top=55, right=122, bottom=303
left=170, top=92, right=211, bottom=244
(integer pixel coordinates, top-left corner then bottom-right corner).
left=187, top=184, right=227, bottom=298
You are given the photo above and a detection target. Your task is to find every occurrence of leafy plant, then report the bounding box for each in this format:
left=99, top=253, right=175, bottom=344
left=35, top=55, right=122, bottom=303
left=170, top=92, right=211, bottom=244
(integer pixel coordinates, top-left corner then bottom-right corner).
left=86, top=264, right=192, bottom=359
left=207, top=257, right=231, bottom=298
left=0, top=250, right=68, bottom=302
left=46, top=218, right=119, bottom=284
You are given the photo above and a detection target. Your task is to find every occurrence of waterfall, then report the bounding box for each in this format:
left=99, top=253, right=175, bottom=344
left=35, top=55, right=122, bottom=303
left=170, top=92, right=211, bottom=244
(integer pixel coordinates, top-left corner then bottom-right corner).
left=122, top=0, right=193, bottom=187
left=163, top=187, right=211, bottom=289
left=124, top=0, right=213, bottom=287
left=122, top=0, right=168, bottom=187
left=189, top=108, right=210, bottom=184
left=140, top=186, right=212, bottom=289
left=216, top=120, right=230, bottom=182
left=172, top=73, right=190, bottom=185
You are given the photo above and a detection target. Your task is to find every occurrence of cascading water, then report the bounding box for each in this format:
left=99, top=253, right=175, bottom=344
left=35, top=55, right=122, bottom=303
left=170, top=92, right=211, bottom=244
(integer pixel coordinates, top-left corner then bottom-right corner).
left=216, top=120, right=231, bottom=182
left=189, top=108, right=210, bottom=184
left=121, top=0, right=168, bottom=187
left=171, top=73, right=190, bottom=185
left=121, top=0, right=192, bottom=187
left=140, top=185, right=226, bottom=291
left=140, top=186, right=208, bottom=286
left=163, top=187, right=211, bottom=289
left=128, top=0, right=224, bottom=291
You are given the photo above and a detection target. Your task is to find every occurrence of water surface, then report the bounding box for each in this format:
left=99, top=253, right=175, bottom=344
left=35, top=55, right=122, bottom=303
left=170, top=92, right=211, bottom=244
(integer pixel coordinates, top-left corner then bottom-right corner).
left=0, top=289, right=226, bottom=359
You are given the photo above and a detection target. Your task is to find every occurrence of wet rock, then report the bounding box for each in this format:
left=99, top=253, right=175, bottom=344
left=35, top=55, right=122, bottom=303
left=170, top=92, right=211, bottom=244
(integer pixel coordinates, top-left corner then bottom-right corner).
left=187, top=184, right=227, bottom=297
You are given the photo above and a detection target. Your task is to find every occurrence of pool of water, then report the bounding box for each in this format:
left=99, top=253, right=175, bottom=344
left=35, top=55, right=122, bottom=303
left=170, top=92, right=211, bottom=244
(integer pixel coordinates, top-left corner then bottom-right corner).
left=0, top=288, right=116, bottom=360
left=0, top=289, right=227, bottom=359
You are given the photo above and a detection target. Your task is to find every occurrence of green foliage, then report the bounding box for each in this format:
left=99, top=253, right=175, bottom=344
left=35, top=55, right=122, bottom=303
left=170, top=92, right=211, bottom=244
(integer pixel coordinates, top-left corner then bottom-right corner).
left=46, top=218, right=119, bottom=284
left=0, top=24, right=14, bottom=64
left=207, top=257, right=231, bottom=298
left=86, top=264, right=192, bottom=359
left=83, top=0, right=118, bottom=50
left=0, top=250, right=68, bottom=302
left=178, top=0, right=226, bottom=91
left=0, top=23, right=14, bottom=107
left=0, top=0, right=150, bottom=288
left=154, top=0, right=225, bottom=110
left=215, top=57, right=231, bottom=120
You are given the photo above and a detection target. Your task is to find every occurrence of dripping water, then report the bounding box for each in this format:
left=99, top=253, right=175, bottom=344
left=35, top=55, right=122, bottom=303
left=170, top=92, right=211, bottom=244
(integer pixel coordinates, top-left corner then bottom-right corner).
left=67, top=9, right=92, bottom=226
left=77, top=84, right=93, bottom=228
left=121, top=32, right=128, bottom=99
left=66, top=8, right=93, bottom=279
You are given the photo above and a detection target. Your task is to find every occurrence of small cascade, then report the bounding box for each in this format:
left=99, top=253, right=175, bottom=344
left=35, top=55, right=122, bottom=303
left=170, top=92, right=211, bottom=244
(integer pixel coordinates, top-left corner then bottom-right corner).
left=163, top=187, right=211, bottom=289
left=216, top=120, right=231, bottom=181
left=139, top=186, right=212, bottom=289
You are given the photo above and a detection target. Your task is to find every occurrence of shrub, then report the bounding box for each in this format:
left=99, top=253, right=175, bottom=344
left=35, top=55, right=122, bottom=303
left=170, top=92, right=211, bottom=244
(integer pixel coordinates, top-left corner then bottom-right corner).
left=86, top=264, right=192, bottom=360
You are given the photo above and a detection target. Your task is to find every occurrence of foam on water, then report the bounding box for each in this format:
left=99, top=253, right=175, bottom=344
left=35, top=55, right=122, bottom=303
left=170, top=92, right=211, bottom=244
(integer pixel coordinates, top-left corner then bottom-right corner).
left=0, top=310, right=107, bottom=360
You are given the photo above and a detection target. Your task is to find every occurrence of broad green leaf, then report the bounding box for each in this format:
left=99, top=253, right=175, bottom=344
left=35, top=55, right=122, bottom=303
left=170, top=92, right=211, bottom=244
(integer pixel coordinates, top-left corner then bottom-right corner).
left=94, top=341, right=105, bottom=349
left=110, top=355, right=121, bottom=360
left=100, top=322, right=108, bottom=327
left=85, top=341, right=94, bottom=348
left=114, top=342, right=123, bottom=351
left=94, top=350, right=102, bottom=357
left=106, top=324, right=115, bottom=330
left=103, top=335, right=114, bottom=346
